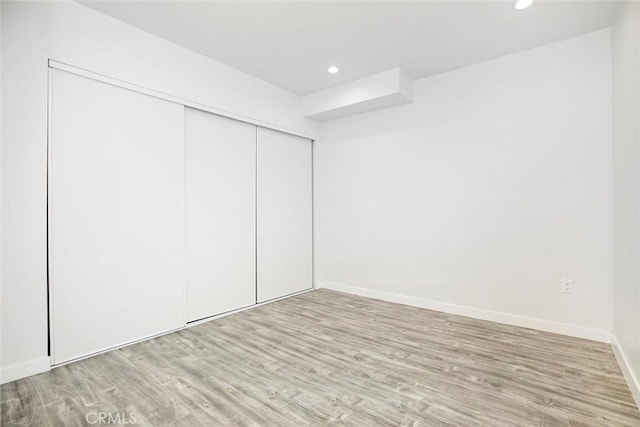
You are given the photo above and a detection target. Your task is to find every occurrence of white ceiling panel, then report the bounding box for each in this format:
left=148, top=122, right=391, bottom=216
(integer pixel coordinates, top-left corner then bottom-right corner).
left=81, top=0, right=622, bottom=95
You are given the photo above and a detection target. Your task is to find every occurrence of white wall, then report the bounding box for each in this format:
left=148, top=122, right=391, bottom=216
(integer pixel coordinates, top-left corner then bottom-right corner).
left=612, top=1, right=640, bottom=402
left=0, top=0, right=316, bottom=382
left=315, top=30, right=614, bottom=335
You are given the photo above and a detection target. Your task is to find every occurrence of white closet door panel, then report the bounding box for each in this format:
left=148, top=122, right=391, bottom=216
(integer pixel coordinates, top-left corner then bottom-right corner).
left=50, top=69, right=185, bottom=364
left=185, top=108, right=256, bottom=321
left=257, top=127, right=312, bottom=302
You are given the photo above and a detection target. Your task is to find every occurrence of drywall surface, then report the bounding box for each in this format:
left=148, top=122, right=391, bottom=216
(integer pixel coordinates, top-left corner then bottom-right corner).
left=612, top=1, right=640, bottom=397
left=0, top=0, right=315, bottom=382
left=302, top=68, right=413, bottom=121
left=315, top=30, right=614, bottom=332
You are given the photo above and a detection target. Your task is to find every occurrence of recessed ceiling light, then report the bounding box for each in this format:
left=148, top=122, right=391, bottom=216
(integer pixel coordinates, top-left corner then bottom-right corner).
left=514, top=0, right=534, bottom=10
left=328, top=66, right=339, bottom=74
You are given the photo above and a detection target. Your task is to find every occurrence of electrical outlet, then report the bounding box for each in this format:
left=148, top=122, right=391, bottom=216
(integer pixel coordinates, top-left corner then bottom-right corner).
left=562, top=278, right=573, bottom=294
left=337, top=254, right=343, bottom=265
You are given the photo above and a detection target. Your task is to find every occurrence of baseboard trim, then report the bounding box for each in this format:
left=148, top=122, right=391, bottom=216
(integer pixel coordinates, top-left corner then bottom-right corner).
left=316, top=281, right=611, bottom=343
left=611, top=333, right=640, bottom=408
left=0, top=357, right=51, bottom=385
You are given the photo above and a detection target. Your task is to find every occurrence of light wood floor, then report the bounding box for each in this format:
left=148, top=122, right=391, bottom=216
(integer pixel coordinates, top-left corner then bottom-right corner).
left=1, top=289, right=638, bottom=426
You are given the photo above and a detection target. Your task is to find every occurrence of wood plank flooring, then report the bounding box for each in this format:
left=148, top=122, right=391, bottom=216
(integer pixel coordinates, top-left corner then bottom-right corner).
left=1, top=289, right=639, bottom=426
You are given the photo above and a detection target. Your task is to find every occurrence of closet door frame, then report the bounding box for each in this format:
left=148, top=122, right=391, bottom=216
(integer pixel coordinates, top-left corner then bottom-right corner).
left=48, top=60, right=316, bottom=141
left=46, top=60, right=316, bottom=364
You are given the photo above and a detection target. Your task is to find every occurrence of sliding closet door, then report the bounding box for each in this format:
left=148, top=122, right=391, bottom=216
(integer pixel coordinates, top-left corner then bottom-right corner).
left=49, top=69, right=185, bottom=364
left=185, top=108, right=256, bottom=321
left=257, top=127, right=312, bottom=302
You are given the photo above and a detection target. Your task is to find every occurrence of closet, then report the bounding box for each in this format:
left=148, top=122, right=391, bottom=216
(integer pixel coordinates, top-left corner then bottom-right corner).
left=49, top=67, right=313, bottom=364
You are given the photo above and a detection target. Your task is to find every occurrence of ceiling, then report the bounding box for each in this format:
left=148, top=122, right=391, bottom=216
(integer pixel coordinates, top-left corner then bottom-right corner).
left=81, top=1, right=622, bottom=96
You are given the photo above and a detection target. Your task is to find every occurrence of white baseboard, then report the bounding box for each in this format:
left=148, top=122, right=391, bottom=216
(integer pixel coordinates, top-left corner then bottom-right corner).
left=1, top=356, right=51, bottom=385
left=611, top=333, right=640, bottom=408
left=316, top=281, right=612, bottom=343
